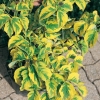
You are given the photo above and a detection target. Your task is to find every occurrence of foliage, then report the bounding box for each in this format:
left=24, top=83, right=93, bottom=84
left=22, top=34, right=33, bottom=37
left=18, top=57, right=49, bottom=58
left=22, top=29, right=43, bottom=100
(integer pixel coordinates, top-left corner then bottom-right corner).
left=0, top=0, right=100, bottom=100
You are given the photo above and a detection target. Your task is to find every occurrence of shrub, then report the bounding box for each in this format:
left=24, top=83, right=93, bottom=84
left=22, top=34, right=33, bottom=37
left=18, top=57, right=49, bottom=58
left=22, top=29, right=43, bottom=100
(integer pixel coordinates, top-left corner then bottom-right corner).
left=0, top=0, right=100, bottom=100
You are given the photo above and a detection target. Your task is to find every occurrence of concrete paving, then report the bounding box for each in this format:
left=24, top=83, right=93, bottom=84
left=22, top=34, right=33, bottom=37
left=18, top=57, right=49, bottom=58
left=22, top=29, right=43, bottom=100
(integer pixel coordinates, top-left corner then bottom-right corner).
left=0, top=34, right=100, bottom=100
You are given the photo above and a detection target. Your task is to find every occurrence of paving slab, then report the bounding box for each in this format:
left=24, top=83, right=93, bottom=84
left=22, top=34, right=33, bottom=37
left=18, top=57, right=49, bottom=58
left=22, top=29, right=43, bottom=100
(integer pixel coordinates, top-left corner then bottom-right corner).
left=10, top=93, right=27, bottom=100
left=85, top=60, right=100, bottom=82
left=94, top=80, right=100, bottom=95
left=79, top=69, right=100, bottom=100
left=83, top=51, right=95, bottom=66
left=90, top=42, right=100, bottom=61
left=0, top=77, right=15, bottom=99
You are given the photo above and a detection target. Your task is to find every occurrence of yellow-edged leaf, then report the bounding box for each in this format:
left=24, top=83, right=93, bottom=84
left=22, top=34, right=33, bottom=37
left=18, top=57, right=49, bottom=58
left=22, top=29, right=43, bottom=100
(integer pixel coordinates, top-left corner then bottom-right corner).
left=11, top=17, right=22, bottom=35
left=0, top=14, right=10, bottom=28
left=57, top=11, right=68, bottom=27
left=74, top=20, right=88, bottom=36
left=4, top=21, right=13, bottom=37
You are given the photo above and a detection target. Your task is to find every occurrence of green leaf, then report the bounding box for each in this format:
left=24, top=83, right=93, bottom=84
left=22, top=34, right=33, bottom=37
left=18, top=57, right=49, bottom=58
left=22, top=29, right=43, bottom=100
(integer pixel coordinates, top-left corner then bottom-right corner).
left=16, top=2, right=29, bottom=11
left=59, top=82, right=73, bottom=100
left=8, top=35, right=29, bottom=49
left=45, top=80, right=57, bottom=98
left=0, top=14, right=10, bottom=29
left=28, top=91, right=40, bottom=100
left=52, top=73, right=64, bottom=83
left=46, top=18, right=61, bottom=33
left=57, top=11, right=68, bottom=27
left=68, top=72, right=79, bottom=84
left=20, top=70, right=34, bottom=91
left=79, top=40, right=88, bottom=55
left=20, top=16, right=29, bottom=31
left=14, top=66, right=27, bottom=85
left=84, top=24, right=98, bottom=47
left=74, top=20, right=88, bottom=36
left=38, top=48, right=46, bottom=60
left=0, top=9, right=4, bottom=14
left=78, top=82, right=87, bottom=97
left=36, top=62, right=52, bottom=81
left=4, top=21, right=13, bottom=37
left=72, top=95, right=82, bottom=100
left=71, top=0, right=86, bottom=10
left=28, top=65, right=40, bottom=87
left=59, top=1, right=73, bottom=12
left=11, top=17, right=22, bottom=35
left=41, top=92, right=50, bottom=100
left=39, top=6, right=56, bottom=21
left=13, top=51, right=26, bottom=61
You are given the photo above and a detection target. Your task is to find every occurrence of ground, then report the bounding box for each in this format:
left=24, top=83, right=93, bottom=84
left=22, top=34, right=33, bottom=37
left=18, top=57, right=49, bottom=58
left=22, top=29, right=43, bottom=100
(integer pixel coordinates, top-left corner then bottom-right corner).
left=0, top=34, right=100, bottom=100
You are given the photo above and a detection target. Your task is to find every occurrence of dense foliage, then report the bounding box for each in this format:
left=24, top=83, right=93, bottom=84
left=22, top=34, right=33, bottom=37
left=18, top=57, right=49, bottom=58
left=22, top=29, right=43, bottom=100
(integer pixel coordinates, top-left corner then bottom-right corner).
left=0, top=0, right=100, bottom=100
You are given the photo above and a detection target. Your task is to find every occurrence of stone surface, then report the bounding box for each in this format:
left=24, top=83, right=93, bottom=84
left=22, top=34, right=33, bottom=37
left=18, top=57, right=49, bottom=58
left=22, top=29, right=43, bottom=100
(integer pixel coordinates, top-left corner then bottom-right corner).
left=90, top=42, right=100, bottom=61
left=0, top=78, right=15, bottom=99
left=85, top=60, right=100, bottom=82
left=10, top=93, right=27, bottom=100
left=3, top=97, right=11, bottom=100
left=83, top=51, right=95, bottom=65
left=94, top=80, right=100, bottom=95
left=79, top=69, right=100, bottom=100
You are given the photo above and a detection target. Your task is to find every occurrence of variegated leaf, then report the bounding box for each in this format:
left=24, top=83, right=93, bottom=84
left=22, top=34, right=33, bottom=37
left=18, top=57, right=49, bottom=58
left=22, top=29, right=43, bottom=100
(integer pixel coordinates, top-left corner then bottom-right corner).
left=4, top=21, right=13, bottom=37
left=11, top=17, right=22, bottom=35
left=16, top=2, right=29, bottom=11
left=74, top=20, right=88, bottom=36
left=41, top=92, right=50, bottom=100
left=28, top=91, right=41, bottom=100
left=0, top=14, right=10, bottom=29
left=45, top=80, right=57, bottom=98
left=84, top=24, right=98, bottom=47
left=57, top=11, right=68, bottom=27
left=36, top=62, right=52, bottom=81
left=20, top=16, right=29, bottom=31
left=39, top=6, right=56, bottom=21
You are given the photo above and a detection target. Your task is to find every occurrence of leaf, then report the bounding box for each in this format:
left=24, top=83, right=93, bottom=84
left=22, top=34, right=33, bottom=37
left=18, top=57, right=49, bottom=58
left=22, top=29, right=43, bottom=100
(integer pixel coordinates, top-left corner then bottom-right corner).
left=0, top=14, right=10, bottom=29
left=39, top=6, right=56, bottom=21
left=41, top=92, right=50, bottom=100
left=46, top=19, right=61, bottom=33
left=45, top=80, right=57, bottom=98
left=84, top=24, right=98, bottom=47
left=28, top=91, right=41, bottom=100
left=20, top=16, right=29, bottom=31
left=52, top=73, right=64, bottom=83
left=59, top=1, right=73, bottom=12
left=59, top=82, right=75, bottom=100
left=16, top=2, right=29, bottom=11
left=20, top=70, right=34, bottom=91
left=11, top=17, right=22, bottom=35
left=47, top=0, right=55, bottom=6
left=57, top=11, right=68, bottom=27
left=28, top=65, right=40, bottom=87
left=8, top=60, right=18, bottom=68
left=62, top=18, right=75, bottom=29
left=66, top=50, right=76, bottom=59
left=36, top=62, right=52, bottom=81
left=4, top=21, right=13, bottom=37
left=0, top=9, right=4, bottom=14
left=59, top=64, right=72, bottom=72
left=8, top=35, right=28, bottom=49
left=74, top=0, right=86, bottom=10
left=38, top=48, right=46, bottom=60
left=13, top=51, right=26, bottom=61
left=14, top=66, right=27, bottom=85
left=78, top=40, right=88, bottom=55
left=72, top=95, right=82, bottom=100
left=74, top=20, right=88, bottom=36
left=78, top=82, right=87, bottom=97
left=68, top=72, right=79, bottom=84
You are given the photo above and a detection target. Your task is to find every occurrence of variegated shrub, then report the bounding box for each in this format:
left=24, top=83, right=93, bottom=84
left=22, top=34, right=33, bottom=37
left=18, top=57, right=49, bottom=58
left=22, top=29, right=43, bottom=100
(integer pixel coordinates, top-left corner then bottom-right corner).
left=0, top=0, right=100, bottom=100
